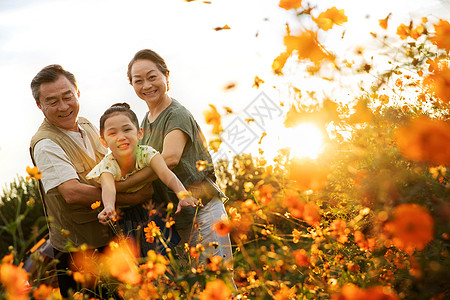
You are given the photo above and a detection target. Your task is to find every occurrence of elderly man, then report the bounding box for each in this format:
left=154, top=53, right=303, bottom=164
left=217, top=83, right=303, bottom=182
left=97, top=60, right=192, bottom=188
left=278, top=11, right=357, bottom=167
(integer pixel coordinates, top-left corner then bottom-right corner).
left=29, top=64, right=152, bottom=298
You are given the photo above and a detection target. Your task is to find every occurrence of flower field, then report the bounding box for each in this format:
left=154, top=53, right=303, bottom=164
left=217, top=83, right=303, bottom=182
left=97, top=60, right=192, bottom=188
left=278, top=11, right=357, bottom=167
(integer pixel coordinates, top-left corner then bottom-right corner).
left=1, top=0, right=450, bottom=299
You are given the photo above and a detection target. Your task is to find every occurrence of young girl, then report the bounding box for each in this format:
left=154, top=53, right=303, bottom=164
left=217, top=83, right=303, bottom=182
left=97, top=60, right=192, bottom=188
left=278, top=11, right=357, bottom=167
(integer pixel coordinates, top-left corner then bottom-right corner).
left=87, top=103, right=200, bottom=256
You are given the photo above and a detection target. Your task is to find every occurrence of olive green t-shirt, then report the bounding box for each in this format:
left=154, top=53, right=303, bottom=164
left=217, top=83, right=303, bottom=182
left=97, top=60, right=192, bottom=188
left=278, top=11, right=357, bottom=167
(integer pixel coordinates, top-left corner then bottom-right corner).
left=139, top=99, right=215, bottom=230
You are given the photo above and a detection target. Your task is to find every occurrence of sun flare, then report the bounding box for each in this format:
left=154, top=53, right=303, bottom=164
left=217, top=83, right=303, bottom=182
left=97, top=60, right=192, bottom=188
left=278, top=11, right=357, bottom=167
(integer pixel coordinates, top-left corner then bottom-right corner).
left=279, top=123, right=324, bottom=159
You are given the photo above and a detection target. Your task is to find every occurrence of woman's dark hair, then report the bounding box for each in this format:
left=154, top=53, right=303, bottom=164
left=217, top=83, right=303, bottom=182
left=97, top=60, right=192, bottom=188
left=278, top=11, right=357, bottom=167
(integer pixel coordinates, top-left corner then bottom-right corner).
left=99, top=103, right=140, bottom=137
left=127, top=49, right=170, bottom=84
left=30, top=64, right=78, bottom=104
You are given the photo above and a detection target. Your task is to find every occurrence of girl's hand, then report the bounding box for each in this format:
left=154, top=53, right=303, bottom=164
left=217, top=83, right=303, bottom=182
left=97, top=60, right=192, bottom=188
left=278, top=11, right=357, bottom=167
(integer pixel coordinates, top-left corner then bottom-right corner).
left=98, top=205, right=117, bottom=225
left=176, top=194, right=203, bottom=214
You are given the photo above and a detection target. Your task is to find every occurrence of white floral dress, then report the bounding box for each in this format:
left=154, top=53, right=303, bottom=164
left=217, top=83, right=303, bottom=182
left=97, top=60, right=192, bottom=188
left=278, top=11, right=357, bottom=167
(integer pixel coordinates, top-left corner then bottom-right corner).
left=86, top=145, right=159, bottom=192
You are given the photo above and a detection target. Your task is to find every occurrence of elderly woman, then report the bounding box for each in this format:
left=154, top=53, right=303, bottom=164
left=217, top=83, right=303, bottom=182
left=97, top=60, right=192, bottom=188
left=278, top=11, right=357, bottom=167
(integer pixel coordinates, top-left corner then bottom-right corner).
left=123, top=49, right=233, bottom=266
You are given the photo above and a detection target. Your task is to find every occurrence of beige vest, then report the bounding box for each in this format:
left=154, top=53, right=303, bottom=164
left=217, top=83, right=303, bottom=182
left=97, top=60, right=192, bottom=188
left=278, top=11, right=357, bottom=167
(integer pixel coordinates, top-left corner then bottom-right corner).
left=30, top=117, right=112, bottom=251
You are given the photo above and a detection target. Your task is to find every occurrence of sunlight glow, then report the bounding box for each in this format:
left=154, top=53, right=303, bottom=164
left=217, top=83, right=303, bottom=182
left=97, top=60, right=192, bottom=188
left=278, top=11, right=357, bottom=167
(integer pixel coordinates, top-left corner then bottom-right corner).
left=280, top=123, right=324, bottom=159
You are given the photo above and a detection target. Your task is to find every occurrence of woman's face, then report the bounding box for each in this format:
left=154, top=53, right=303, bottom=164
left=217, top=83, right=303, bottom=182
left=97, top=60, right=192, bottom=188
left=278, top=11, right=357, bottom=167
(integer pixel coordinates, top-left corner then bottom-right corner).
left=130, top=59, right=169, bottom=106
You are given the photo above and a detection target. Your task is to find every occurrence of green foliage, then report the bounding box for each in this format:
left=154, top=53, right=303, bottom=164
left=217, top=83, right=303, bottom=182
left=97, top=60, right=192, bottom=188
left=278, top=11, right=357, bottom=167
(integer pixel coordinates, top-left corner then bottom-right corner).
left=0, top=176, right=47, bottom=263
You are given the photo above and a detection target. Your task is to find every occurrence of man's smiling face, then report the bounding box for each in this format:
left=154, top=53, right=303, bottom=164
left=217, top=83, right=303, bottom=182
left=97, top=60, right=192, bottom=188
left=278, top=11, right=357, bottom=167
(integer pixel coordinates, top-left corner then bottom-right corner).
left=37, top=75, right=80, bottom=131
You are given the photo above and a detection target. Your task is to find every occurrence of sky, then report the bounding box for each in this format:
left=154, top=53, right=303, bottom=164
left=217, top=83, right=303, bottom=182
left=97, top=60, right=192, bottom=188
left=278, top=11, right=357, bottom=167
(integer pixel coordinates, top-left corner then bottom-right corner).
left=0, top=0, right=449, bottom=191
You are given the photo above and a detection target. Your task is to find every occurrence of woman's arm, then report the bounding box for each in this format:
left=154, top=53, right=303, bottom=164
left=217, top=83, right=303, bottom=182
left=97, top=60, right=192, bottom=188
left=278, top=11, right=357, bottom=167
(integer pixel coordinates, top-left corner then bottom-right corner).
left=161, top=130, right=188, bottom=169
left=98, top=172, right=117, bottom=224
left=150, top=154, right=199, bottom=214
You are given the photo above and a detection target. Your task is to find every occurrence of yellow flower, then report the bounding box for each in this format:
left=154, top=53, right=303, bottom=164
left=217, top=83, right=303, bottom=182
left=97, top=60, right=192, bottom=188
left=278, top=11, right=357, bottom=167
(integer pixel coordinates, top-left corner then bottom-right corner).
left=253, top=75, right=264, bottom=88
left=203, top=104, right=223, bottom=135
left=396, top=23, right=410, bottom=40
left=278, top=0, right=302, bottom=10
left=91, top=201, right=101, bottom=210
left=26, top=165, right=42, bottom=181
left=313, top=7, right=348, bottom=31
left=272, top=51, right=290, bottom=75
left=208, top=138, right=222, bottom=153
left=284, top=30, right=333, bottom=65
left=379, top=14, right=390, bottom=30
left=423, top=63, right=450, bottom=103
left=430, top=19, right=450, bottom=52
left=196, top=160, right=209, bottom=171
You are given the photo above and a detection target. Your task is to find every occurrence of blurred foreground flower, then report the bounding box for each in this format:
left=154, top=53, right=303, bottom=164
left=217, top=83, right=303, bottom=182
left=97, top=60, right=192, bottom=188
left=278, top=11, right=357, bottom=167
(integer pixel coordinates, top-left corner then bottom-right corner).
left=0, top=262, right=30, bottom=300
left=100, top=238, right=141, bottom=285
left=289, top=158, right=330, bottom=190
left=278, top=0, right=302, bottom=10
left=384, top=204, right=434, bottom=255
left=333, top=283, right=399, bottom=300
left=26, top=166, right=42, bottom=181
left=284, top=30, right=334, bottom=66
left=32, top=284, right=53, bottom=300
left=430, top=19, right=450, bottom=52
left=313, top=7, right=348, bottom=31
left=199, top=279, right=231, bottom=300
left=423, top=63, right=450, bottom=103
left=203, top=104, right=223, bottom=135
left=394, top=116, right=450, bottom=166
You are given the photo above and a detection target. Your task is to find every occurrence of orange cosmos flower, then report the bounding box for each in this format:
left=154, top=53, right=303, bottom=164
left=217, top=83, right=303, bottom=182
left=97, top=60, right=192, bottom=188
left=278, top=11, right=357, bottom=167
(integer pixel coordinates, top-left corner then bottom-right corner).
left=101, top=239, right=140, bottom=284
left=144, top=221, right=161, bottom=243
left=284, top=30, right=333, bottom=65
left=289, top=158, right=330, bottom=191
left=213, top=219, right=232, bottom=236
left=278, top=0, right=302, bottom=10
left=353, top=231, right=376, bottom=252
left=430, top=19, right=450, bottom=52
left=333, top=283, right=399, bottom=300
left=207, top=256, right=223, bottom=272
left=196, top=160, right=209, bottom=171
left=384, top=204, right=434, bottom=254
left=241, top=199, right=259, bottom=213
left=203, top=104, right=223, bottom=135
left=91, top=201, right=101, bottom=210
left=254, top=184, right=274, bottom=205
left=330, top=219, right=349, bottom=244
left=272, top=51, right=290, bottom=75
left=199, top=279, right=232, bottom=300
left=283, top=190, right=305, bottom=219
left=394, top=116, right=450, bottom=166
left=293, top=249, right=310, bottom=267
left=253, top=76, right=264, bottom=88
left=2, top=254, right=14, bottom=264
left=143, top=250, right=169, bottom=280
left=379, top=14, right=390, bottom=30
left=423, top=63, right=450, bottom=103
left=0, top=263, right=30, bottom=300
left=303, top=202, right=321, bottom=227
left=26, top=166, right=42, bottom=181
left=313, top=7, right=348, bottom=31
left=274, top=285, right=297, bottom=300
left=396, top=23, right=410, bottom=40
left=33, top=284, right=53, bottom=300
left=209, top=138, right=222, bottom=153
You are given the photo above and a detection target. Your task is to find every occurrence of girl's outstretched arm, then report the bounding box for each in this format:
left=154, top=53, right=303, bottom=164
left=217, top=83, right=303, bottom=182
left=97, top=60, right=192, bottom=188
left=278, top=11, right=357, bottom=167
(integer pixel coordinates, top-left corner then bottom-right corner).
left=98, top=172, right=117, bottom=224
left=150, top=154, right=200, bottom=214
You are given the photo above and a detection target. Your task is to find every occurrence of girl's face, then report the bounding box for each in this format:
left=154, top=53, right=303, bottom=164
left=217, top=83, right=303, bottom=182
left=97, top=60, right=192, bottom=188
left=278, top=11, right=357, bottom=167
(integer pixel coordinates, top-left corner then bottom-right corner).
left=100, top=113, right=143, bottom=161
left=130, top=59, right=169, bottom=107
